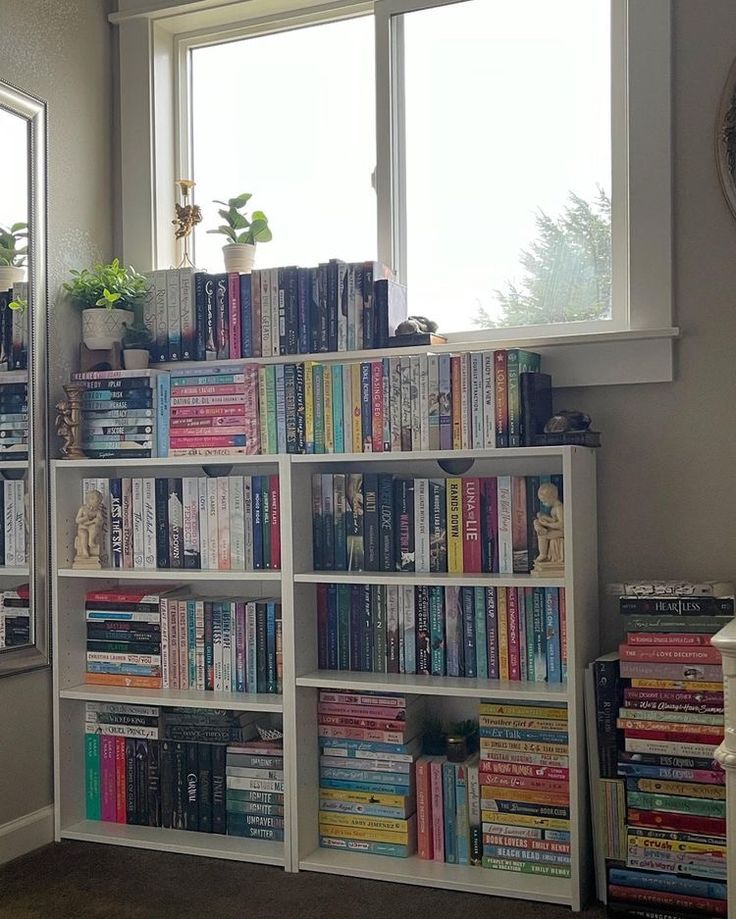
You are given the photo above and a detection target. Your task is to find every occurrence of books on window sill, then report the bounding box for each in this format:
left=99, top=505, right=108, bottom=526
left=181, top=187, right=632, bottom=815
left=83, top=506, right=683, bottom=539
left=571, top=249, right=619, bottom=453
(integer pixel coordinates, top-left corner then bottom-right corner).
left=143, top=262, right=403, bottom=364
left=0, top=584, right=29, bottom=648
left=316, top=584, right=566, bottom=683
left=80, top=474, right=280, bottom=571
left=312, top=472, right=562, bottom=575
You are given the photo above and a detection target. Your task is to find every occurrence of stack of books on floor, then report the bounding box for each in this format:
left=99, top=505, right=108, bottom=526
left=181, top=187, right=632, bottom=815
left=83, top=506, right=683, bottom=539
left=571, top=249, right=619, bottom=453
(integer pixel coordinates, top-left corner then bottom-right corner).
left=415, top=748, right=481, bottom=865
left=0, top=583, right=30, bottom=647
left=84, top=586, right=167, bottom=689
left=0, top=477, right=27, bottom=565
left=160, top=594, right=282, bottom=694
left=0, top=283, right=28, bottom=371
left=316, top=584, right=566, bottom=683
left=312, top=472, right=563, bottom=574
left=0, top=370, right=28, bottom=457
left=72, top=369, right=170, bottom=459
left=80, top=473, right=280, bottom=571
left=226, top=737, right=285, bottom=840
left=318, top=689, right=422, bottom=858
left=168, top=366, right=259, bottom=456
left=479, top=700, right=571, bottom=877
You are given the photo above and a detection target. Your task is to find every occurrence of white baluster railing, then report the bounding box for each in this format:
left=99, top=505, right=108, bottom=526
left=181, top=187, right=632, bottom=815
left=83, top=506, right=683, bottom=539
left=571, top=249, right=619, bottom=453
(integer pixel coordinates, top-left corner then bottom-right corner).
left=712, top=619, right=736, bottom=919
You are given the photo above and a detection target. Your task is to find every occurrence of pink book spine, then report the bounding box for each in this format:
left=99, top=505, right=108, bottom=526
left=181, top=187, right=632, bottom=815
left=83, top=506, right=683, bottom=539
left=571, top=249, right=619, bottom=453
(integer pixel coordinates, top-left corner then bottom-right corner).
left=371, top=361, right=384, bottom=453
left=479, top=761, right=569, bottom=781
left=228, top=272, right=242, bottom=359
left=429, top=758, right=444, bottom=862
left=170, top=435, right=248, bottom=448
left=168, top=598, right=179, bottom=690
left=560, top=589, right=567, bottom=681
left=318, top=703, right=408, bottom=720
left=507, top=587, right=521, bottom=680
left=318, top=725, right=405, bottom=744
left=627, top=632, right=713, bottom=646
left=171, top=384, right=244, bottom=397
left=171, top=404, right=248, bottom=419
left=416, top=758, right=433, bottom=859
left=619, top=644, right=722, bottom=664
left=100, top=736, right=117, bottom=822
left=236, top=601, right=246, bottom=692
left=171, top=415, right=245, bottom=429
left=178, top=600, right=188, bottom=690
left=115, top=736, right=127, bottom=823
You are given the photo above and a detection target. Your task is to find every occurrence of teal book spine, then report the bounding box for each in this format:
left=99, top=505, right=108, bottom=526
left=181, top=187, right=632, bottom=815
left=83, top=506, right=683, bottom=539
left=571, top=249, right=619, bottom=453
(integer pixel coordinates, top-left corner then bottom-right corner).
left=155, top=373, right=170, bottom=457
left=474, top=586, right=488, bottom=678
left=85, top=732, right=101, bottom=820
left=442, top=761, right=457, bottom=864
left=455, top=763, right=470, bottom=866
left=266, top=365, right=278, bottom=456
left=332, top=364, right=344, bottom=453
left=275, top=364, right=287, bottom=454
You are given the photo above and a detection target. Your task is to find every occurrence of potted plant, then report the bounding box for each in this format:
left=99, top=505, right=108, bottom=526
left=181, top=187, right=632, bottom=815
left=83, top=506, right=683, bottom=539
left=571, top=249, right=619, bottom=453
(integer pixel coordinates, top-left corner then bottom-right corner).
left=446, top=719, right=479, bottom=763
left=0, top=223, right=28, bottom=292
left=207, top=193, right=272, bottom=273
left=421, top=714, right=448, bottom=756
left=121, top=319, right=153, bottom=370
left=63, top=258, right=150, bottom=351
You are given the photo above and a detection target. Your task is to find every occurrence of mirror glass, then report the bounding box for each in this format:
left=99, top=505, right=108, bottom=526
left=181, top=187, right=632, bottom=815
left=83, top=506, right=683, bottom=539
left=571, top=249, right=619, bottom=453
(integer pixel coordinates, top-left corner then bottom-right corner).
left=0, top=82, right=48, bottom=674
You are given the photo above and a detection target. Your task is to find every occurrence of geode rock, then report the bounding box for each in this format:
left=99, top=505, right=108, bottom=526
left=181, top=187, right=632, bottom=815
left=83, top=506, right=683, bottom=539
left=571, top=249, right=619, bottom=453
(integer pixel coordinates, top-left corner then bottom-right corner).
left=544, top=410, right=592, bottom=433
left=395, top=316, right=438, bottom=335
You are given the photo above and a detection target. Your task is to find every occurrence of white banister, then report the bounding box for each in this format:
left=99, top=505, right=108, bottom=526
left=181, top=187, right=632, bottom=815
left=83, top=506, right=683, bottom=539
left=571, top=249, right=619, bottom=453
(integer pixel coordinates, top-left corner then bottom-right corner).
left=711, top=619, right=736, bottom=919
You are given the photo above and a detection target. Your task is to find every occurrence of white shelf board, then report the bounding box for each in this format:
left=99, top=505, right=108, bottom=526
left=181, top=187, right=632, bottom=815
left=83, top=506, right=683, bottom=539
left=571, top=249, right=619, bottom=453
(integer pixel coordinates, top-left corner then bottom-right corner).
left=56, top=568, right=281, bottom=581
left=292, top=447, right=576, bottom=463
left=0, top=460, right=28, bottom=470
left=295, top=571, right=566, bottom=588
left=60, top=684, right=283, bottom=712
left=299, top=848, right=571, bottom=902
left=0, top=566, right=29, bottom=577
left=60, top=820, right=285, bottom=865
left=296, top=670, right=568, bottom=700
left=53, top=455, right=279, bottom=470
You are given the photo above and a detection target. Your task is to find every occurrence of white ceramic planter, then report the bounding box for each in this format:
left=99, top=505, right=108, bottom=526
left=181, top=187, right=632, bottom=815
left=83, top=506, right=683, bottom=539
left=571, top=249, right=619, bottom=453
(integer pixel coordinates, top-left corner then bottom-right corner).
left=222, top=243, right=256, bottom=274
left=0, top=266, right=25, bottom=293
left=123, top=348, right=150, bottom=370
left=82, top=308, right=134, bottom=351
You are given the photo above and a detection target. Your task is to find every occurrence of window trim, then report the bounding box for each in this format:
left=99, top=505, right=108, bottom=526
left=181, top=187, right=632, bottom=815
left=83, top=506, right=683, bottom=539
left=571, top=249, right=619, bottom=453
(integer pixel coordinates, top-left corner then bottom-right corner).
left=111, top=0, right=676, bottom=385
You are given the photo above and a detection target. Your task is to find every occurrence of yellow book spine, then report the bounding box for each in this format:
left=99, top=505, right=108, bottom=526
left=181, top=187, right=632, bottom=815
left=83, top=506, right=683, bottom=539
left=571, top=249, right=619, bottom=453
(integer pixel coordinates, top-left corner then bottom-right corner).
left=480, top=738, right=568, bottom=756
left=479, top=703, right=568, bottom=720
left=627, top=834, right=727, bottom=855
left=481, top=812, right=570, bottom=831
left=479, top=716, right=567, bottom=731
left=318, top=822, right=411, bottom=843
left=319, top=788, right=405, bottom=808
left=481, top=786, right=569, bottom=806
left=304, top=361, right=314, bottom=452
left=351, top=363, right=362, bottom=453
left=630, top=679, right=723, bottom=692
left=323, top=366, right=334, bottom=453
left=317, top=812, right=412, bottom=832
left=258, top=367, right=270, bottom=453
left=446, top=478, right=463, bottom=572
left=633, top=779, right=725, bottom=800
left=497, top=588, right=509, bottom=680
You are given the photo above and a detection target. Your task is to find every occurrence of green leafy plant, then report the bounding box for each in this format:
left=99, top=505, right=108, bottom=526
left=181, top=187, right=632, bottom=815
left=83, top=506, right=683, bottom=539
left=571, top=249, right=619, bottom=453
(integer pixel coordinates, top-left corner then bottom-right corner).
left=207, top=193, right=272, bottom=245
left=0, top=223, right=28, bottom=267
left=449, top=719, right=479, bottom=738
left=63, top=258, right=150, bottom=310
left=8, top=297, right=27, bottom=312
left=122, top=319, right=153, bottom=350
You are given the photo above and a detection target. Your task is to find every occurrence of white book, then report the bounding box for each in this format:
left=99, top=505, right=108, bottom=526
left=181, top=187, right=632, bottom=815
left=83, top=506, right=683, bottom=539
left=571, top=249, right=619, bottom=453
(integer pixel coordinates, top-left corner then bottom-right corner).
left=270, top=267, right=280, bottom=356
left=414, top=478, right=430, bottom=573
left=418, top=354, right=429, bottom=451
left=243, top=476, right=254, bottom=571
left=177, top=600, right=188, bottom=690
left=245, top=601, right=257, bottom=693
left=401, top=584, right=416, bottom=674
left=389, top=357, right=402, bottom=452
left=85, top=702, right=160, bottom=717
left=84, top=723, right=159, bottom=741
left=178, top=267, right=196, bottom=361
left=166, top=268, right=182, bottom=361
left=260, top=271, right=272, bottom=357
left=182, top=477, right=200, bottom=569
left=410, top=355, right=421, bottom=449
left=482, top=351, right=496, bottom=448
left=217, top=476, right=231, bottom=570
left=497, top=475, right=513, bottom=574
left=460, top=353, right=471, bottom=449
left=213, top=603, right=223, bottom=691
left=470, top=351, right=484, bottom=449
left=142, top=477, right=157, bottom=569
left=197, top=477, right=208, bottom=572
left=131, top=478, right=145, bottom=569
left=206, top=477, right=219, bottom=570
left=4, top=480, right=15, bottom=567
left=152, top=269, right=168, bottom=363
left=160, top=596, right=170, bottom=689
left=229, top=476, right=246, bottom=570
left=195, top=600, right=205, bottom=691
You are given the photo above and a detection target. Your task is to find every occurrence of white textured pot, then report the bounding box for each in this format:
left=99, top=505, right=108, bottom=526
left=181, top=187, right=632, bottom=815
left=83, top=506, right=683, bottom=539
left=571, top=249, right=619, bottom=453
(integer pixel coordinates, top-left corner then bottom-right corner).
left=82, top=308, right=134, bottom=351
left=222, top=243, right=256, bottom=274
left=123, top=348, right=150, bottom=370
left=0, top=266, right=25, bottom=293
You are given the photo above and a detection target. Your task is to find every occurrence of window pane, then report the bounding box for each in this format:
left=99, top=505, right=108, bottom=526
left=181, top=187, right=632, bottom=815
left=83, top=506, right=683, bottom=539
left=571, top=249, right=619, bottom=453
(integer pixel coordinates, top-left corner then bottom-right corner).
left=191, top=17, right=376, bottom=271
left=402, top=0, right=611, bottom=333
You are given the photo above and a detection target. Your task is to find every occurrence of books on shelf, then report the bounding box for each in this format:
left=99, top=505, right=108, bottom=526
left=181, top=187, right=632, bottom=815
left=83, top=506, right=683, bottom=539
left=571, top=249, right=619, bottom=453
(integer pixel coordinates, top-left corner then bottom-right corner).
left=312, top=472, right=563, bottom=574
left=0, top=369, right=28, bottom=458
left=79, top=474, right=280, bottom=571
left=316, top=584, right=566, bottom=683
left=227, top=739, right=285, bottom=839
left=71, top=369, right=171, bottom=459
left=0, top=583, right=30, bottom=648
left=0, top=477, right=28, bottom=566
left=0, top=285, right=28, bottom=372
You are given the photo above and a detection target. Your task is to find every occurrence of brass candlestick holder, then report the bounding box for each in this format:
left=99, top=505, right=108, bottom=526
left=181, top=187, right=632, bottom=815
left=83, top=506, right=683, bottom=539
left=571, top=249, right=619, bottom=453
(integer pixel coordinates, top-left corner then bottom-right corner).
left=56, top=384, right=86, bottom=459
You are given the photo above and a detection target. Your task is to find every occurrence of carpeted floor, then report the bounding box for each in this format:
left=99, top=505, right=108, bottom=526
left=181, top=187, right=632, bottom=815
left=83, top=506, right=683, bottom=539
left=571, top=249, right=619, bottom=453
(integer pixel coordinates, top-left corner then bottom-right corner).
left=0, top=842, right=607, bottom=919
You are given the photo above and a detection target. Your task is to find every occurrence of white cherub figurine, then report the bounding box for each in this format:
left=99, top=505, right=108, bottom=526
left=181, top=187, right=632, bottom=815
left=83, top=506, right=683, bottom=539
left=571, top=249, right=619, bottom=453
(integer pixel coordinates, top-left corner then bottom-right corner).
left=73, top=489, right=104, bottom=569
left=532, top=482, right=564, bottom=575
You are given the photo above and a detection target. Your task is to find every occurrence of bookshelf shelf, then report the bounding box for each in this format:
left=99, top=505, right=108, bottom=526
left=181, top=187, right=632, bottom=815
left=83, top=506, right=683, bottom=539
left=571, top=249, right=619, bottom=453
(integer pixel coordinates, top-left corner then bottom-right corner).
left=60, top=820, right=285, bottom=866
left=57, top=568, right=281, bottom=582
left=294, top=571, right=566, bottom=588
left=296, top=669, right=569, bottom=700
left=292, top=447, right=568, bottom=463
left=0, top=460, right=29, bottom=470
left=52, top=456, right=278, bottom=470
left=0, top=566, right=29, bottom=577
left=60, top=684, right=283, bottom=712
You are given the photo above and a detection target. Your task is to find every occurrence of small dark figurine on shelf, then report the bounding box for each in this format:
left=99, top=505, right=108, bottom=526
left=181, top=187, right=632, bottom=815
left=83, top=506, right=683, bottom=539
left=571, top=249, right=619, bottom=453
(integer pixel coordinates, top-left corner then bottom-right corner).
left=533, top=409, right=601, bottom=447
left=389, top=315, right=447, bottom=347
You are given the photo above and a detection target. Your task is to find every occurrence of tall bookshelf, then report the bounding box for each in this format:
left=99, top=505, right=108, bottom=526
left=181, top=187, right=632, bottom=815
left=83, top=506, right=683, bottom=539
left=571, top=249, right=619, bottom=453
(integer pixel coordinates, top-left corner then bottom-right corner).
left=51, top=444, right=598, bottom=908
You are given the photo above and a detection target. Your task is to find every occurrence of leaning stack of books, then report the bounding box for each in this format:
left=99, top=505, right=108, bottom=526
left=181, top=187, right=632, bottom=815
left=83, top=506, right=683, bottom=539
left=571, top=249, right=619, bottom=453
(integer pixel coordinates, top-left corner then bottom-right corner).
left=0, top=476, right=27, bottom=566
left=318, top=689, right=422, bottom=858
left=415, top=752, right=482, bottom=865
left=159, top=594, right=282, bottom=694
left=226, top=737, right=285, bottom=841
left=72, top=369, right=170, bottom=459
left=168, top=366, right=259, bottom=456
left=84, top=586, right=168, bottom=689
left=316, top=584, right=565, bottom=683
left=478, top=700, right=572, bottom=878
left=0, top=371, right=28, bottom=457
left=606, top=579, right=731, bottom=918
left=0, top=584, right=30, bottom=647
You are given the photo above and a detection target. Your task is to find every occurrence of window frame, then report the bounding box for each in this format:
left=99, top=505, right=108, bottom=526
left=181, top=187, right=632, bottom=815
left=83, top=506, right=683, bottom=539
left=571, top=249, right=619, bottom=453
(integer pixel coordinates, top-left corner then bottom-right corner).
left=111, top=0, right=676, bottom=385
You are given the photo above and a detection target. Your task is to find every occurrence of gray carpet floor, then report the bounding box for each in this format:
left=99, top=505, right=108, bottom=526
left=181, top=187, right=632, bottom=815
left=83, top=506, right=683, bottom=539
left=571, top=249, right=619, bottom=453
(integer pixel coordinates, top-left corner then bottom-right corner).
left=0, top=842, right=607, bottom=919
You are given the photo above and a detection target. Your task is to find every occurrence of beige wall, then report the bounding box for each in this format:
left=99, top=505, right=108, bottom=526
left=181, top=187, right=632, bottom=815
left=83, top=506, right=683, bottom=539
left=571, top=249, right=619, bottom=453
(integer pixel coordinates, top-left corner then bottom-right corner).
left=0, top=0, right=113, bottom=826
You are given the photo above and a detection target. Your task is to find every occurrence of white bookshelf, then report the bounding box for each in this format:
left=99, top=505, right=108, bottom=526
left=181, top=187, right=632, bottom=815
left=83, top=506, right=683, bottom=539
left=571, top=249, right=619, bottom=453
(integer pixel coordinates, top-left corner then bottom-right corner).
left=52, top=445, right=598, bottom=907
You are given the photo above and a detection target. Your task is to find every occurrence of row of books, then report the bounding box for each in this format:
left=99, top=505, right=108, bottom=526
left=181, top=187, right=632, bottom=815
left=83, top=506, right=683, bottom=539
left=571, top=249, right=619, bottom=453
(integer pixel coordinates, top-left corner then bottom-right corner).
left=0, top=287, right=28, bottom=372
left=0, top=370, right=28, bottom=457
left=478, top=700, right=571, bottom=877
left=73, top=370, right=170, bottom=460
left=159, top=595, right=283, bottom=694
left=415, top=754, right=481, bottom=865
left=0, top=585, right=29, bottom=648
left=316, top=585, right=567, bottom=683
left=84, top=703, right=283, bottom=838
left=226, top=739, right=285, bottom=840
left=318, top=690, right=422, bottom=858
left=80, top=474, right=281, bottom=571
left=143, top=263, right=405, bottom=363
left=0, top=478, right=27, bottom=566
left=312, top=473, right=563, bottom=575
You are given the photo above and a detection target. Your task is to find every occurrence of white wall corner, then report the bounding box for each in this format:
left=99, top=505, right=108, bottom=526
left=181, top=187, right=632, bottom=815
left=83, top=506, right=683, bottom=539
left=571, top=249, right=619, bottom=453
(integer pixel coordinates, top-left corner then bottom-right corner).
left=0, top=805, right=54, bottom=867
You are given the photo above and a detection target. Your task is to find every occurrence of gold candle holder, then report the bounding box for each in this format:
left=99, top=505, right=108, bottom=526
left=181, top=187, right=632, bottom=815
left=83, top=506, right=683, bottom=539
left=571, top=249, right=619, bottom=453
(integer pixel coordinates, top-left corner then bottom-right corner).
left=56, top=384, right=86, bottom=459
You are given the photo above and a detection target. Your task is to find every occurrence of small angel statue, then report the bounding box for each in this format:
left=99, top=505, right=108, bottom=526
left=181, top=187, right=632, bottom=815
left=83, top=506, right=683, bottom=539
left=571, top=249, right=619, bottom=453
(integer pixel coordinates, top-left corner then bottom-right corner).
left=73, top=489, right=104, bottom=569
left=172, top=179, right=202, bottom=268
left=532, top=481, right=565, bottom=576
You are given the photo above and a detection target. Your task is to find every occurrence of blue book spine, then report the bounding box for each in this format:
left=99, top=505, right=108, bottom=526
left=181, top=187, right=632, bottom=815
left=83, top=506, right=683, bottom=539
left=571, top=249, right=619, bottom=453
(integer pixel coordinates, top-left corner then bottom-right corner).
left=319, top=768, right=411, bottom=785
left=187, top=599, right=197, bottom=687
left=240, top=273, right=252, bottom=357
left=480, top=728, right=569, bottom=744
left=474, top=587, right=488, bottom=678
left=319, top=801, right=408, bottom=819
left=332, top=364, right=344, bottom=453
left=87, top=663, right=159, bottom=676
left=319, top=738, right=414, bottom=755
left=485, top=587, right=499, bottom=679
left=608, top=868, right=726, bottom=901
left=266, top=601, right=277, bottom=692
left=327, top=586, right=338, bottom=670
left=455, top=764, right=470, bottom=866
left=156, top=374, right=170, bottom=457
left=109, top=478, right=123, bottom=568
left=297, top=267, right=310, bottom=354
left=544, top=829, right=572, bottom=843
left=275, top=365, right=287, bottom=455
left=442, top=761, right=457, bottom=864
left=429, top=586, right=445, bottom=676
left=545, top=588, right=561, bottom=683
left=533, top=587, right=547, bottom=681
left=462, top=588, right=476, bottom=678
left=252, top=476, right=264, bottom=569
left=318, top=779, right=413, bottom=796
left=319, top=837, right=411, bottom=858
